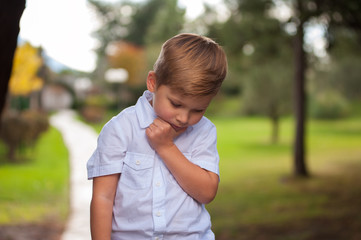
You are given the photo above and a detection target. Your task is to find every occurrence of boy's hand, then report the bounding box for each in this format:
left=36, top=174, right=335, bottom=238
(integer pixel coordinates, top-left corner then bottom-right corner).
left=146, top=118, right=186, bottom=151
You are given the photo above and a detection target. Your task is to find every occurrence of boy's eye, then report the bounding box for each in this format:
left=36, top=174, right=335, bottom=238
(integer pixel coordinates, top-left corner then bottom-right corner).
left=195, top=109, right=205, bottom=113
left=170, top=101, right=181, bottom=108
left=193, top=108, right=206, bottom=113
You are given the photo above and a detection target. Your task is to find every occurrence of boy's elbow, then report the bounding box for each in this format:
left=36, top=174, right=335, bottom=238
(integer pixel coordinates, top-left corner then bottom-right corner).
left=200, top=194, right=216, bottom=205
left=198, top=180, right=218, bottom=204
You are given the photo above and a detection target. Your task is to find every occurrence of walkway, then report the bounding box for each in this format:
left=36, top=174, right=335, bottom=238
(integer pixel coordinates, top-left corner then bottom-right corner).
left=50, top=110, right=97, bottom=240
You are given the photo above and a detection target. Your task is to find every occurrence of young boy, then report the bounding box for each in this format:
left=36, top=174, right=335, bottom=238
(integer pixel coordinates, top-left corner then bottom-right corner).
left=87, top=33, right=227, bottom=240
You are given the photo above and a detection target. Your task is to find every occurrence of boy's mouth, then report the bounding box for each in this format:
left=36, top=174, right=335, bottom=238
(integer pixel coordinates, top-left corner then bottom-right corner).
left=170, top=123, right=187, bottom=132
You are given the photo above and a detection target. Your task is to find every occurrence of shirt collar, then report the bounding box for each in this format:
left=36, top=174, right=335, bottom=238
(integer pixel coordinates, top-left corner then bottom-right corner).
left=135, top=90, right=157, bottom=129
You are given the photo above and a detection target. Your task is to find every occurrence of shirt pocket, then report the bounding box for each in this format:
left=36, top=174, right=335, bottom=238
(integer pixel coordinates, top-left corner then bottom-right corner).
left=120, top=152, right=154, bottom=189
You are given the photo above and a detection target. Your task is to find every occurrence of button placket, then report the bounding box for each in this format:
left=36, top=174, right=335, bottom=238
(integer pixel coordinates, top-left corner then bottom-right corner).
left=152, top=156, right=166, bottom=233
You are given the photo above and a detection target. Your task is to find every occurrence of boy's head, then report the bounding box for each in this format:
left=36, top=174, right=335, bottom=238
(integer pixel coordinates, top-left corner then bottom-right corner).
left=152, top=33, right=227, bottom=97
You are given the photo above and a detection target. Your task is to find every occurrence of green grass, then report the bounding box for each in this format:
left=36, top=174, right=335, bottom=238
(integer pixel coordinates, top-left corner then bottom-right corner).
left=207, top=116, right=361, bottom=238
left=0, top=127, right=69, bottom=224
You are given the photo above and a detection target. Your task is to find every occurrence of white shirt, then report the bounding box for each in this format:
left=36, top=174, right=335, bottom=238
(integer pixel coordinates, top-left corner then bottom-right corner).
left=87, top=91, right=220, bottom=240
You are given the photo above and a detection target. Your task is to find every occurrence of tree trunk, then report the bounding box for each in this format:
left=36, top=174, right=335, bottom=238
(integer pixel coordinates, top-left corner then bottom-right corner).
left=292, top=1, right=309, bottom=177
left=271, top=115, right=279, bottom=144
left=7, top=145, right=17, bottom=162
left=0, top=0, right=26, bottom=119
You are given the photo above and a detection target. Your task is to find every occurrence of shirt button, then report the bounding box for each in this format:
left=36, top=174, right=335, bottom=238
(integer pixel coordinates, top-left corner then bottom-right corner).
left=156, top=182, right=161, bottom=187
left=135, top=160, right=140, bottom=165
left=156, top=211, right=161, bottom=217
left=155, top=238, right=159, bottom=240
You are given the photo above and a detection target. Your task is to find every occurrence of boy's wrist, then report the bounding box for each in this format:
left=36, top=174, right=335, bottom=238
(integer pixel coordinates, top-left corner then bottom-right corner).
left=156, top=143, right=177, bottom=158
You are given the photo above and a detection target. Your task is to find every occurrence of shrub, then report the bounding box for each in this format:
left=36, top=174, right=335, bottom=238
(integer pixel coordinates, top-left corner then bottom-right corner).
left=81, top=106, right=106, bottom=123
left=80, top=94, right=110, bottom=123
left=0, top=110, right=49, bottom=161
left=309, top=90, right=350, bottom=119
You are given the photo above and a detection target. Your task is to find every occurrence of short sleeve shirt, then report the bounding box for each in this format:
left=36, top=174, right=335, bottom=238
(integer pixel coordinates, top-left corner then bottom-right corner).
left=87, top=90, right=220, bottom=240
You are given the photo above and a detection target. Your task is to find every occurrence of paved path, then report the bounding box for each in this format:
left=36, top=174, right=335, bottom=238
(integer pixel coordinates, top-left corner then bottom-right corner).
left=50, top=110, right=97, bottom=240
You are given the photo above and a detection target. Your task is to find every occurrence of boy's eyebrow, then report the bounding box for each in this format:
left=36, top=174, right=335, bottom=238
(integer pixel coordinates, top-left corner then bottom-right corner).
left=168, top=94, right=185, bottom=103
left=168, top=96, right=208, bottom=111
left=168, top=96, right=180, bottom=103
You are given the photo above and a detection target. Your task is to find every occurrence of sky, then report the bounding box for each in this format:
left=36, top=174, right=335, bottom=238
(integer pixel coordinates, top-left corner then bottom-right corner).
left=19, top=0, right=225, bottom=72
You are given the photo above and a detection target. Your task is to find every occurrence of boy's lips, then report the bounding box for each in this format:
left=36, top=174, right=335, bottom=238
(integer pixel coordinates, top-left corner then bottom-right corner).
left=170, top=123, right=187, bottom=132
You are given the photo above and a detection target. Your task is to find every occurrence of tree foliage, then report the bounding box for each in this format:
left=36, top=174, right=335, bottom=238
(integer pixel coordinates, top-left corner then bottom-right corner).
left=243, top=61, right=292, bottom=143
left=89, top=0, right=185, bottom=48
left=9, top=42, right=43, bottom=96
left=88, top=0, right=185, bottom=85
left=206, top=0, right=293, bottom=143
left=107, top=41, right=146, bottom=86
left=284, top=0, right=361, bottom=176
left=145, top=0, right=185, bottom=45
left=201, top=0, right=361, bottom=176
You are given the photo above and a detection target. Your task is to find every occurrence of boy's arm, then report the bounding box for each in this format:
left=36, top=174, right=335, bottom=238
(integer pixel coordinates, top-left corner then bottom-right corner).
left=146, top=118, right=219, bottom=204
left=90, top=173, right=120, bottom=240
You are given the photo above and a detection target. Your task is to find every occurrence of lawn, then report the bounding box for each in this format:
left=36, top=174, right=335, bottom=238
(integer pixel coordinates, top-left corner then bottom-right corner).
left=0, top=127, right=69, bottom=225
left=208, top=116, right=361, bottom=239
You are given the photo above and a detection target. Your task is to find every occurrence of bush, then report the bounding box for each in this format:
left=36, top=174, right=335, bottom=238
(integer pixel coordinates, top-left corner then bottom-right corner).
left=309, top=90, right=350, bottom=119
left=80, top=94, right=111, bottom=123
left=0, top=110, right=49, bottom=161
left=81, top=106, right=106, bottom=123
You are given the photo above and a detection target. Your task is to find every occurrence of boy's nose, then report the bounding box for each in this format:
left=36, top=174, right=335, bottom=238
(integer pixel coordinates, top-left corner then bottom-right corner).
left=176, top=111, right=189, bottom=126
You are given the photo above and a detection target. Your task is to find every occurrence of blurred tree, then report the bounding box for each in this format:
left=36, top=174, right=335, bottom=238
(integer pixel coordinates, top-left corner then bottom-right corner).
left=309, top=28, right=361, bottom=119
left=206, top=0, right=361, bottom=176
left=207, top=0, right=293, bottom=144
left=107, top=41, right=146, bottom=86
left=89, top=0, right=185, bottom=84
left=324, top=28, right=361, bottom=100
left=284, top=0, right=361, bottom=176
left=243, top=61, right=292, bottom=143
left=125, top=0, right=166, bottom=46
left=145, top=0, right=185, bottom=45
left=0, top=0, right=25, bottom=118
left=88, top=0, right=134, bottom=83
left=9, top=42, right=44, bottom=96
left=309, top=32, right=361, bottom=120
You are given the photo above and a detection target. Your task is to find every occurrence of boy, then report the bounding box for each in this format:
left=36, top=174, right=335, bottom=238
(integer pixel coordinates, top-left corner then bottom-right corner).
left=87, top=33, right=227, bottom=240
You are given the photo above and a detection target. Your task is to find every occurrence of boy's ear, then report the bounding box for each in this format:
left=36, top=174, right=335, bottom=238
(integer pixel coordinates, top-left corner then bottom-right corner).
left=146, top=71, right=157, bottom=92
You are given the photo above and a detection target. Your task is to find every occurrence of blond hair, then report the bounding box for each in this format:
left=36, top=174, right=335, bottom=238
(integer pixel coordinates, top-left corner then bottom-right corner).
left=153, top=33, right=227, bottom=96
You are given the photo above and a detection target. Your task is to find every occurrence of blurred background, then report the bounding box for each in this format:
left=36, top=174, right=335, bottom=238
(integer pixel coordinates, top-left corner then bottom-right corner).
left=0, top=0, right=360, bottom=239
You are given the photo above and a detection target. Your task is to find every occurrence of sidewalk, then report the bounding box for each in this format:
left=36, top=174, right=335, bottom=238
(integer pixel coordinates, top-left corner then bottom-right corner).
left=50, top=110, right=97, bottom=240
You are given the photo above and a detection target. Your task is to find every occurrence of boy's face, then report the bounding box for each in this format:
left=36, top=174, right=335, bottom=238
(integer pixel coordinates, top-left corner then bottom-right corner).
left=147, top=72, right=213, bottom=132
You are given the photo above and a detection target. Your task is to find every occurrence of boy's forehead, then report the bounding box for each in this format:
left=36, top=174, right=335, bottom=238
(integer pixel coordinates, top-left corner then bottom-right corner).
left=168, top=88, right=213, bottom=106
left=168, top=87, right=196, bottom=99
